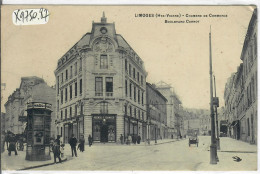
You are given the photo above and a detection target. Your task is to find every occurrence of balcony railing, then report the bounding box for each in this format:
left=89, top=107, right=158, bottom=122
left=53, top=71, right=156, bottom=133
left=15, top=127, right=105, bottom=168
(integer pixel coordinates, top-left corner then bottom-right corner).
left=106, top=92, right=113, bottom=97
left=95, top=92, right=103, bottom=96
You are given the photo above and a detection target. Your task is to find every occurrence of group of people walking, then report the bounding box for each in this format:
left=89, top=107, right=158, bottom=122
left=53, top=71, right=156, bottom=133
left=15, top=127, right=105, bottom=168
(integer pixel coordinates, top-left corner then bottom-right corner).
left=52, top=134, right=93, bottom=163
left=120, top=134, right=141, bottom=145
left=2, top=131, right=25, bottom=156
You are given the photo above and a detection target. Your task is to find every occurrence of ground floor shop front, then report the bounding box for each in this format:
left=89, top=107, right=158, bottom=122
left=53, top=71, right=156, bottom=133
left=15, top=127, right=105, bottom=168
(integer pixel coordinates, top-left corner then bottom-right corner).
left=57, top=114, right=147, bottom=143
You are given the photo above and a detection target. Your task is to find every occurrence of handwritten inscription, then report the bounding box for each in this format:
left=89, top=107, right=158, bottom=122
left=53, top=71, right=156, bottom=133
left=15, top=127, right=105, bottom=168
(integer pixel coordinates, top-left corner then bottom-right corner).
left=12, top=8, right=49, bottom=25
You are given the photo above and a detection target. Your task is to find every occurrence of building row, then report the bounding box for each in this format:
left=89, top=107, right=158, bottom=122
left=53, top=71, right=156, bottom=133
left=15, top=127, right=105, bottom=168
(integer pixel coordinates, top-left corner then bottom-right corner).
left=54, top=14, right=184, bottom=143
left=3, top=14, right=184, bottom=144
left=224, top=9, right=257, bottom=144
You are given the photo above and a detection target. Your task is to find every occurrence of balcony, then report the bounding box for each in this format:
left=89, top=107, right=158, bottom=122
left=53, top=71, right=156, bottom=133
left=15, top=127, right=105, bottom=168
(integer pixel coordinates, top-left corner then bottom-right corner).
left=95, top=92, right=103, bottom=96
left=106, top=92, right=113, bottom=97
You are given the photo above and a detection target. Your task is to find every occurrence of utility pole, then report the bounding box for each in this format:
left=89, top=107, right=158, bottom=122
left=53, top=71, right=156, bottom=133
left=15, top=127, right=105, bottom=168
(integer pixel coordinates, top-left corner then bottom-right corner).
left=209, top=26, right=218, bottom=164
left=213, top=75, right=220, bottom=150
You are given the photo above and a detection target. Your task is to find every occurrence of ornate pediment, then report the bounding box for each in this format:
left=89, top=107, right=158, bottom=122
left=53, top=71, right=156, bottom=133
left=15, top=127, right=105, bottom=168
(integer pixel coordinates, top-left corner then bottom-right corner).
left=93, top=37, right=114, bottom=53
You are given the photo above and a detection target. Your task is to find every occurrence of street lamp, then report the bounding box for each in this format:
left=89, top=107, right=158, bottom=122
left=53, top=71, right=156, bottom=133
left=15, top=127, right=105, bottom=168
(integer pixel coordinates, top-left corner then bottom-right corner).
left=209, top=26, right=218, bottom=164
left=213, top=75, right=220, bottom=150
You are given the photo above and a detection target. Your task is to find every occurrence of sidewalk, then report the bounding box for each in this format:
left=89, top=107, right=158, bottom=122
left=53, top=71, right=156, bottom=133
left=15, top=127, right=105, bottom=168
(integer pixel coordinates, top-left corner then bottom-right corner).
left=1, top=149, right=67, bottom=171
left=90, top=138, right=183, bottom=146
left=196, top=136, right=257, bottom=171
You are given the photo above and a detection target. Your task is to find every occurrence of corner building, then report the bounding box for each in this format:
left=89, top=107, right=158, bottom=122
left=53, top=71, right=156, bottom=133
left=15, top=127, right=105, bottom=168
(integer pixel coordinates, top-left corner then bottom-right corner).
left=55, top=14, right=147, bottom=143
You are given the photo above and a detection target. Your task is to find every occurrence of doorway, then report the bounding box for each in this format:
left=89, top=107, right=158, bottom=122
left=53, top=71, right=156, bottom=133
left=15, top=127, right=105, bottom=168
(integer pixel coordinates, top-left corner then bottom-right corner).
left=101, top=125, right=108, bottom=142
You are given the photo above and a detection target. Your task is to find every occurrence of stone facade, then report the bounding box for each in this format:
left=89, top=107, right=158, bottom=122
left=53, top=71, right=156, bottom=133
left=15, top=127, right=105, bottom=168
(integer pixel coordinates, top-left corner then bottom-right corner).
left=224, top=9, right=257, bottom=144
left=54, top=13, right=147, bottom=143
left=156, top=81, right=183, bottom=138
left=146, top=83, right=167, bottom=141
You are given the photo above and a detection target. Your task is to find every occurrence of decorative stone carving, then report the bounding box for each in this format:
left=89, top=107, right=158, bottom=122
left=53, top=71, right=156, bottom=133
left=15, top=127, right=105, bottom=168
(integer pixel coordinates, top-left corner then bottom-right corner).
left=93, top=37, right=114, bottom=53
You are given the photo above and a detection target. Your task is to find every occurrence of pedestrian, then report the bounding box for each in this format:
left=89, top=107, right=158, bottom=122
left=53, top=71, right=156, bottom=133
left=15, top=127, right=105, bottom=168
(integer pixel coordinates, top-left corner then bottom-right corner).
left=52, top=136, right=62, bottom=163
left=88, top=134, right=92, bottom=147
left=127, top=134, right=132, bottom=145
left=8, top=134, right=17, bottom=156
left=60, top=144, right=65, bottom=158
left=1, top=132, right=5, bottom=153
left=5, top=133, right=10, bottom=150
left=132, top=134, right=136, bottom=144
left=69, top=134, right=78, bottom=157
left=78, top=135, right=85, bottom=152
left=137, top=134, right=141, bottom=144
left=120, top=134, right=124, bottom=145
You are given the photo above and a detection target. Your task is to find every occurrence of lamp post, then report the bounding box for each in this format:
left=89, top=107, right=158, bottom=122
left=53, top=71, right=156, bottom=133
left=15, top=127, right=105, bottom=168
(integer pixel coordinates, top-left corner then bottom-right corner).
left=213, top=75, right=220, bottom=150
left=209, top=26, right=218, bottom=164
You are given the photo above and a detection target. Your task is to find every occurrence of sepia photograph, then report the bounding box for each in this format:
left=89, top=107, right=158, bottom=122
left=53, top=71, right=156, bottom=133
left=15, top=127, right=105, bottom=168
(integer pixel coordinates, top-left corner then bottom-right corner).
left=0, top=4, right=258, bottom=172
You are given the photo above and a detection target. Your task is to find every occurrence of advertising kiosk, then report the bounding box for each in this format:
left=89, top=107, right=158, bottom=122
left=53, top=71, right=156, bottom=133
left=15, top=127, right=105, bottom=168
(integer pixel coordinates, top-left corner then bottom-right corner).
left=25, top=102, right=52, bottom=161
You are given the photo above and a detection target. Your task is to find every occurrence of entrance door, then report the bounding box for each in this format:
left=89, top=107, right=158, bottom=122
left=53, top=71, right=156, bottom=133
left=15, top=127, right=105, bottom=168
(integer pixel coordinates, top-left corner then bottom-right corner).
left=101, top=125, right=108, bottom=142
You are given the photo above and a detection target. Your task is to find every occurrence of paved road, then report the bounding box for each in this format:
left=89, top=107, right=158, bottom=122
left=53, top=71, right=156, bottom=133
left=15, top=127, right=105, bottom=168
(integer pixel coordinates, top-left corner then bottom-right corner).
left=40, top=137, right=210, bottom=171
left=2, top=136, right=257, bottom=171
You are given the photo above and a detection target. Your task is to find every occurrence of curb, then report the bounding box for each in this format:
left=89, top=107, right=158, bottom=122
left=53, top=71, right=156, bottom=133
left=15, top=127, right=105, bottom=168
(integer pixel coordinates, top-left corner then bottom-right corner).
left=154, top=138, right=186, bottom=145
left=18, top=158, right=67, bottom=170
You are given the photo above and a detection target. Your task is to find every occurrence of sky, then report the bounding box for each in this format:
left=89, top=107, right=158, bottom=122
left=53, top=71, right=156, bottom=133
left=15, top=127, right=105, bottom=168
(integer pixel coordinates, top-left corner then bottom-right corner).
left=1, top=5, right=255, bottom=111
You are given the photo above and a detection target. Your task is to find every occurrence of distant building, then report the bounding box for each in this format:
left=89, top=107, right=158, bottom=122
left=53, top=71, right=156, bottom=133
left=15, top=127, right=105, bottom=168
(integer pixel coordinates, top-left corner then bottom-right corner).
left=4, top=76, right=56, bottom=136
left=156, top=81, right=183, bottom=138
left=54, top=13, right=147, bottom=143
left=146, top=83, right=167, bottom=140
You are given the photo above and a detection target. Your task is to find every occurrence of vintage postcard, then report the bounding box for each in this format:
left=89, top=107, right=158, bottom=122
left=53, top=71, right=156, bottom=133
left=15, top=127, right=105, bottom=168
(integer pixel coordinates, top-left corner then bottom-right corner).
left=1, top=5, right=258, bottom=173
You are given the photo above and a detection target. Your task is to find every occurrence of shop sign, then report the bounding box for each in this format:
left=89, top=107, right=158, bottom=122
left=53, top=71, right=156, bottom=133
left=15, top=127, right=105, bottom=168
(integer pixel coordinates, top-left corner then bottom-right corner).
left=27, top=102, right=52, bottom=110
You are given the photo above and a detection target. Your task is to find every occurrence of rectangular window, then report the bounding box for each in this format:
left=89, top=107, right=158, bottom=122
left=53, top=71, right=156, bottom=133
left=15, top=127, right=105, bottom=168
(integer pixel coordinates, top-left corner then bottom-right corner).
left=75, top=82, right=77, bottom=97
left=138, top=110, right=140, bottom=119
left=130, top=83, right=132, bottom=98
left=65, top=109, right=67, bottom=119
left=138, top=89, right=140, bottom=103
left=61, top=90, right=63, bottom=103
left=65, top=88, right=67, bottom=102
left=142, top=112, right=144, bottom=120
left=95, top=77, right=103, bottom=96
left=134, top=86, right=136, bottom=101
left=80, top=79, right=82, bottom=94
left=57, top=100, right=59, bottom=112
left=106, top=77, right=113, bottom=96
left=134, top=108, right=136, bottom=117
left=61, top=127, right=63, bottom=137
left=130, top=106, right=132, bottom=116
left=125, top=59, right=128, bottom=72
left=70, top=107, right=72, bottom=117
left=133, top=68, right=136, bottom=79
left=142, top=92, right=144, bottom=105
left=75, top=62, right=78, bottom=75
left=125, top=105, right=127, bottom=115
left=79, top=58, right=82, bottom=71
left=61, top=110, right=63, bottom=120
left=70, top=85, right=72, bottom=99
left=57, top=76, right=60, bottom=95
left=247, top=118, right=250, bottom=136
left=129, top=64, right=132, bottom=76
left=125, top=80, right=128, bottom=96
left=100, top=55, right=108, bottom=69
left=81, top=105, right=84, bottom=115
left=61, top=73, right=64, bottom=82
left=137, top=72, right=139, bottom=82
left=141, top=75, right=143, bottom=85
left=75, top=105, right=77, bottom=116
left=70, top=66, right=73, bottom=78
left=66, top=69, right=68, bottom=80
